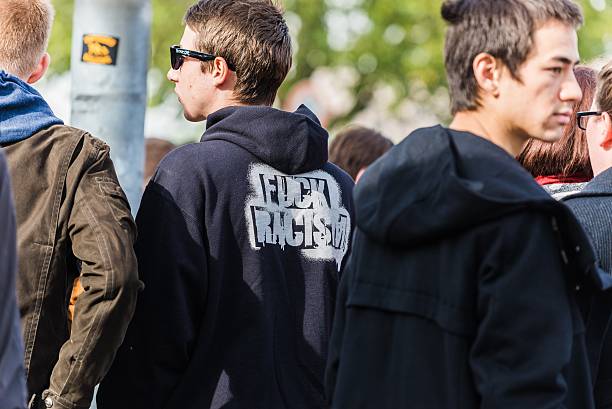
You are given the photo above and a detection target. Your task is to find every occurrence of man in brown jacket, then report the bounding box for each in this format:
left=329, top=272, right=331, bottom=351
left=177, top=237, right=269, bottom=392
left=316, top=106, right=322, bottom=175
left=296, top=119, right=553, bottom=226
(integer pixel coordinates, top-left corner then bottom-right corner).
left=0, top=1, right=141, bottom=408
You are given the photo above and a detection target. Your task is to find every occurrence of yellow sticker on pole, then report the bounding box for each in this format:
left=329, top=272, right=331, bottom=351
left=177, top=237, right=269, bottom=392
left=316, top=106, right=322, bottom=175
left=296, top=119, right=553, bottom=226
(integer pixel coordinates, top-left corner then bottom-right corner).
left=81, top=34, right=120, bottom=66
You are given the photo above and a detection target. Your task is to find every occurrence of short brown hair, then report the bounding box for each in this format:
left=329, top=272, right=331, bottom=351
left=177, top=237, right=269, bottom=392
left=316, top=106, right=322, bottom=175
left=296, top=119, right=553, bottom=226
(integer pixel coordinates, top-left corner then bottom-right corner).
left=184, top=0, right=292, bottom=106
left=0, top=0, right=54, bottom=78
left=595, top=61, right=612, bottom=115
left=144, top=138, right=176, bottom=184
left=518, top=66, right=596, bottom=179
left=442, top=0, right=583, bottom=115
left=329, top=126, right=393, bottom=180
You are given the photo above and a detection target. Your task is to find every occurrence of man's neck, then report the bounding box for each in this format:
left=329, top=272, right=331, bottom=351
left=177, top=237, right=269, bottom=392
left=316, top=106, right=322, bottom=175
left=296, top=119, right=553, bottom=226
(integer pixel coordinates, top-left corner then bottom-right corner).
left=204, top=98, right=251, bottom=120
left=449, top=110, right=525, bottom=157
left=591, top=156, right=612, bottom=177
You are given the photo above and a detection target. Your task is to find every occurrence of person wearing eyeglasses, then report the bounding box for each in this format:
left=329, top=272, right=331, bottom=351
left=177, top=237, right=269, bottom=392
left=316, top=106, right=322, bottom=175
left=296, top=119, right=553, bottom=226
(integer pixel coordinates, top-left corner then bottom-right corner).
left=97, top=1, right=354, bottom=409
left=564, top=61, right=612, bottom=409
left=0, top=1, right=140, bottom=408
left=0, top=150, right=27, bottom=409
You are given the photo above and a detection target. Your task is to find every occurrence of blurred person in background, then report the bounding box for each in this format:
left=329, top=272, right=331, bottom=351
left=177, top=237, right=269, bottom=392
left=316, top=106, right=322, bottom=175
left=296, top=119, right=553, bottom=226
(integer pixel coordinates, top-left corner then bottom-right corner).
left=564, top=61, right=612, bottom=409
left=98, top=1, right=354, bottom=408
left=0, top=1, right=140, bottom=408
left=518, top=65, right=597, bottom=199
left=328, top=125, right=393, bottom=182
left=143, top=138, right=176, bottom=189
left=0, top=150, right=27, bottom=409
left=325, top=1, right=607, bottom=408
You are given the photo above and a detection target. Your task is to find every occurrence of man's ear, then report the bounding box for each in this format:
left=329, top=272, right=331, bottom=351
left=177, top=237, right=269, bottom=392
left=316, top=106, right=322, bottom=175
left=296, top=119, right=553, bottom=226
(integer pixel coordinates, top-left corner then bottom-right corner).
left=472, top=53, right=501, bottom=97
left=26, top=53, right=50, bottom=84
left=211, top=56, right=234, bottom=89
left=601, top=112, right=612, bottom=150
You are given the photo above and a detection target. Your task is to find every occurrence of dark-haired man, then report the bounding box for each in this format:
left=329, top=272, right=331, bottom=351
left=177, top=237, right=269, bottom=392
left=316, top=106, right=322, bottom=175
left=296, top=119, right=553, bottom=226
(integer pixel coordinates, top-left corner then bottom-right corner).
left=98, top=1, right=354, bottom=408
left=329, top=125, right=393, bottom=182
left=326, top=1, right=607, bottom=408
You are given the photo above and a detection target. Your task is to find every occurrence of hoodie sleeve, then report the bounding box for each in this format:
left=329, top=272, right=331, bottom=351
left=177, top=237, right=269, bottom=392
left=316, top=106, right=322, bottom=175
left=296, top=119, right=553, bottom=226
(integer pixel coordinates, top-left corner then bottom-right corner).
left=97, top=179, right=207, bottom=409
left=470, top=211, right=574, bottom=409
left=0, top=151, right=27, bottom=409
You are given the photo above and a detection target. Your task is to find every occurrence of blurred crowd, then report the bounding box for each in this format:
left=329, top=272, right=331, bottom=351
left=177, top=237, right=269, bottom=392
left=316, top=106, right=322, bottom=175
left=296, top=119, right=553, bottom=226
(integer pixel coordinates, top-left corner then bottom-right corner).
left=3, top=1, right=612, bottom=409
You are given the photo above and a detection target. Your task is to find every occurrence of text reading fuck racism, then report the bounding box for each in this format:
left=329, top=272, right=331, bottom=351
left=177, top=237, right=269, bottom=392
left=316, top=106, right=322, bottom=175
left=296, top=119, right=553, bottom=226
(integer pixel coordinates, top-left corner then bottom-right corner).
left=249, top=173, right=350, bottom=252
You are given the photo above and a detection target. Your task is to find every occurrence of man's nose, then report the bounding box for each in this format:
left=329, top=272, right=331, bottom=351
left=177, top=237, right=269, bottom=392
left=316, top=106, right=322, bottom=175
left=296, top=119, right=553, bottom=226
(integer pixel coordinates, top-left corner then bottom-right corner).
left=560, top=71, right=582, bottom=104
left=167, top=68, right=178, bottom=83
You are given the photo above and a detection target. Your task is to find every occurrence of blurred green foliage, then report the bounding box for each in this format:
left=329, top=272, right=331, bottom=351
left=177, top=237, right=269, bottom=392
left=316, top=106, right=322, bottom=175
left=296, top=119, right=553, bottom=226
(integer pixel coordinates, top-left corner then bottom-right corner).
left=49, top=0, right=193, bottom=104
left=48, top=0, right=612, bottom=123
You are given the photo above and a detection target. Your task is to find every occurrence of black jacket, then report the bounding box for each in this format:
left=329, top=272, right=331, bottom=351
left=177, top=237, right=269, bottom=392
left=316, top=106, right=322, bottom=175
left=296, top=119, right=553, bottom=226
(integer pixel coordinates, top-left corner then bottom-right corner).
left=326, top=125, right=611, bottom=409
left=564, top=168, right=612, bottom=274
left=564, top=168, right=612, bottom=409
left=0, top=150, right=27, bottom=409
left=98, top=105, right=355, bottom=409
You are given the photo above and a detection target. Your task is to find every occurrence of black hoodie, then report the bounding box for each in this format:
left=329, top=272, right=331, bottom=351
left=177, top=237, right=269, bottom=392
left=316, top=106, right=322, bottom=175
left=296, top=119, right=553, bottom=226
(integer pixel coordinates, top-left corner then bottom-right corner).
left=326, top=125, right=611, bottom=409
left=98, top=105, right=354, bottom=409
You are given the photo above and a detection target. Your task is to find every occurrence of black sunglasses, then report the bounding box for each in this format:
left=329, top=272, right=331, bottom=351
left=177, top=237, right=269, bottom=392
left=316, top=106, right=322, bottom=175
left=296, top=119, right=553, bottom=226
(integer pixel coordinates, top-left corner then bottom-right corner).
left=170, top=45, right=235, bottom=71
left=576, top=110, right=603, bottom=131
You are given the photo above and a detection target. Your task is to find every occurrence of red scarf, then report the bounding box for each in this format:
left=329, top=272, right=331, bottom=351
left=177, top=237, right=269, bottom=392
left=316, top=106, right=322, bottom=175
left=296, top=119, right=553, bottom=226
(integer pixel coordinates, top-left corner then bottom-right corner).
left=535, top=175, right=590, bottom=186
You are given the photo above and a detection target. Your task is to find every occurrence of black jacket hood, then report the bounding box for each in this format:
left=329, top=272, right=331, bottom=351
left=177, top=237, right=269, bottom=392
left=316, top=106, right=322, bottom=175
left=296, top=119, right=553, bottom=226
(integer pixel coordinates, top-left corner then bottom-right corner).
left=355, top=125, right=612, bottom=290
left=203, top=104, right=328, bottom=175
left=357, top=125, right=580, bottom=246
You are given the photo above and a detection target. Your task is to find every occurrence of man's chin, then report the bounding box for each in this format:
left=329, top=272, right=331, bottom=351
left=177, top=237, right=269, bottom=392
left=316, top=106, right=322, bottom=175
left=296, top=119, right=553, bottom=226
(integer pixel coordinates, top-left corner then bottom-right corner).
left=540, top=127, right=564, bottom=143
left=183, top=111, right=205, bottom=123
left=527, top=124, right=564, bottom=143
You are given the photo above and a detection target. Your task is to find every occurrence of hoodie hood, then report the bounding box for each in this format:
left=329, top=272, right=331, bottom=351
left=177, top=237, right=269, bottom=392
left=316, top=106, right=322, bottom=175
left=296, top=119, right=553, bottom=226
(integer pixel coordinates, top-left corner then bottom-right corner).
left=0, top=71, right=63, bottom=145
left=355, top=124, right=612, bottom=292
left=203, top=104, right=328, bottom=174
left=355, top=125, right=566, bottom=246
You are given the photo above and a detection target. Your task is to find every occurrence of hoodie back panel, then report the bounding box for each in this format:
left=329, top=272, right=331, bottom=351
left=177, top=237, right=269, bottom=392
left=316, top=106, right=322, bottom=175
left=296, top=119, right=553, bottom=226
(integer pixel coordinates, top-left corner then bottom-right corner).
left=98, top=105, right=355, bottom=409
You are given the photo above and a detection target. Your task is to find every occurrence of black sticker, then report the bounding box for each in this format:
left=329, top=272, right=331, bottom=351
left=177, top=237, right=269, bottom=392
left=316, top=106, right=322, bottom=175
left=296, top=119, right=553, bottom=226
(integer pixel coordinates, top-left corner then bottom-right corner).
left=81, top=34, right=120, bottom=66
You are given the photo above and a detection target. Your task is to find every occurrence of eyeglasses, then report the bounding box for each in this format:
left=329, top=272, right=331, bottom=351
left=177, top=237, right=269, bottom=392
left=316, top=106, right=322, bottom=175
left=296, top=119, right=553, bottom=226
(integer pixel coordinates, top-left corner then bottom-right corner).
left=577, top=111, right=603, bottom=131
left=170, top=45, right=235, bottom=71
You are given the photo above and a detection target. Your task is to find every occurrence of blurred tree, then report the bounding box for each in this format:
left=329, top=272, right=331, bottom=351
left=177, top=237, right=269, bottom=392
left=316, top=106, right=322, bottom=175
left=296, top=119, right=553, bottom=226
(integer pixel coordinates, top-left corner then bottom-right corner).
left=47, top=0, right=73, bottom=73
left=280, top=0, right=612, bottom=127
left=49, top=0, right=192, bottom=104
left=47, top=0, right=612, bottom=123
left=290, top=0, right=447, bottom=124
left=579, top=1, right=612, bottom=62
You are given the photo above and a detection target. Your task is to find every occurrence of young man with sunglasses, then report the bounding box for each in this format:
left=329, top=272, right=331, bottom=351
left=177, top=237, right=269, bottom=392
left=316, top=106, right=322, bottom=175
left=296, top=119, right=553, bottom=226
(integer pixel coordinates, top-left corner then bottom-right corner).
left=97, top=1, right=354, bottom=408
left=326, top=1, right=610, bottom=408
left=0, top=1, right=140, bottom=408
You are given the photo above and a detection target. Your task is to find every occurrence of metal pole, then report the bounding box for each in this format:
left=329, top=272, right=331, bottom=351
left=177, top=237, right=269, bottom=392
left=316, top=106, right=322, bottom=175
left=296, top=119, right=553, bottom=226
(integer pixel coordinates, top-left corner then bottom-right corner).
left=70, top=0, right=151, bottom=213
